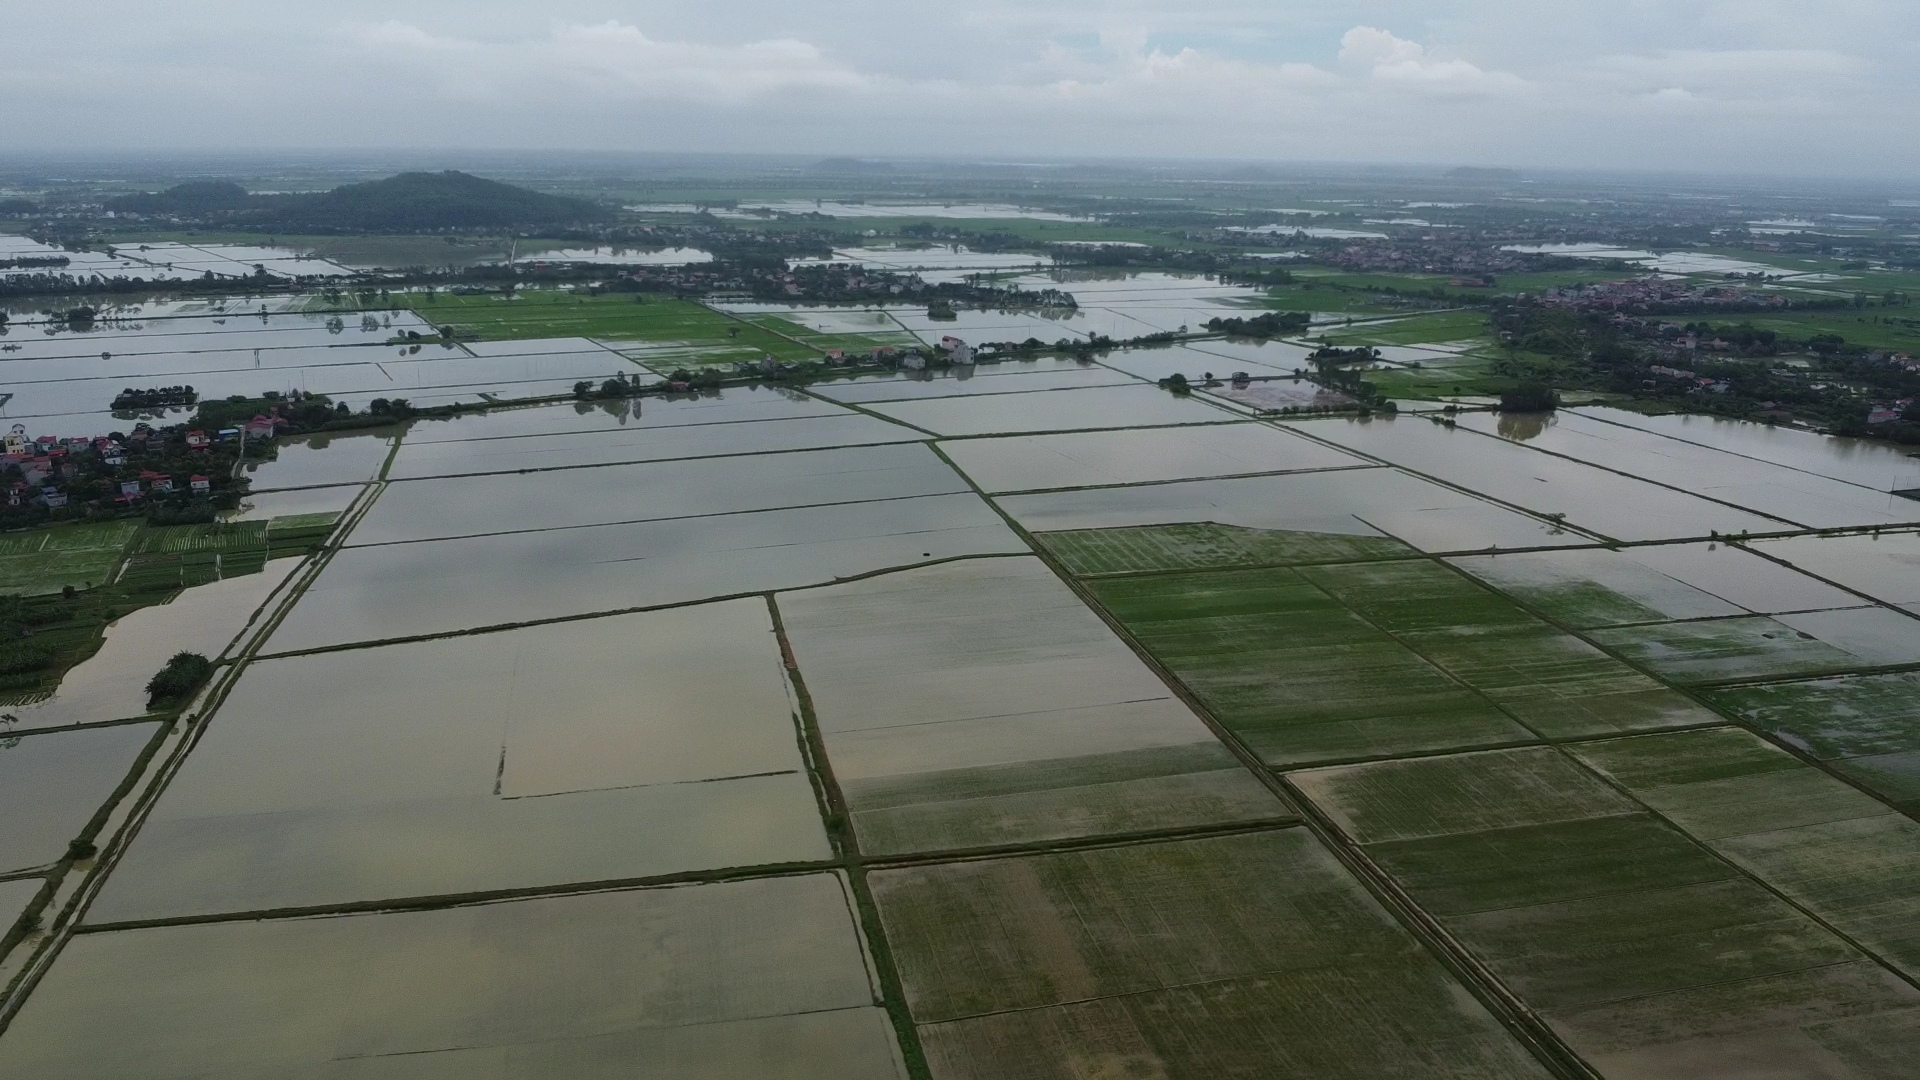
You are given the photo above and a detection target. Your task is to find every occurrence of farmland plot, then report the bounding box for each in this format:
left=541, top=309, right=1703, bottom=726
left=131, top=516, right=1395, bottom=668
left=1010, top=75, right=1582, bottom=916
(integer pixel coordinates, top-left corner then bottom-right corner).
left=88, top=601, right=828, bottom=921
left=1591, top=607, right=1920, bottom=685
left=1088, top=567, right=1536, bottom=763
left=872, top=831, right=1552, bottom=1079
left=1297, top=562, right=1813, bottom=735
left=1711, top=673, right=1920, bottom=814
left=0, top=723, right=161, bottom=874
left=1291, top=746, right=1920, bottom=1075
left=1574, top=728, right=1920, bottom=977
left=779, top=558, right=1285, bottom=854
left=938, top=421, right=1366, bottom=493
left=0, top=875, right=907, bottom=1079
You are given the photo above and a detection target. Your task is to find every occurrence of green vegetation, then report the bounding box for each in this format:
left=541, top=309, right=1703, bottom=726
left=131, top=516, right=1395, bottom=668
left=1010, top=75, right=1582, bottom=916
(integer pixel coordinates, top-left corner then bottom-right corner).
left=1498, top=382, right=1559, bottom=412
left=1590, top=616, right=1866, bottom=684
left=1574, top=728, right=1920, bottom=977
left=872, top=831, right=1553, bottom=1079
left=144, top=651, right=213, bottom=709
left=1709, top=674, right=1920, bottom=814
left=1291, top=746, right=1915, bottom=1072
left=1087, top=567, right=1535, bottom=764
left=405, top=290, right=817, bottom=361
left=1323, top=310, right=1493, bottom=346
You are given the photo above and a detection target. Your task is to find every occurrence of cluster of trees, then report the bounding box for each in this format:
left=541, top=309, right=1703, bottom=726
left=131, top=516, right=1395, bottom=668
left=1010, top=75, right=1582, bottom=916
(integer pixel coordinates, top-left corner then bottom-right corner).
left=112, top=385, right=198, bottom=410
left=1206, top=311, right=1311, bottom=337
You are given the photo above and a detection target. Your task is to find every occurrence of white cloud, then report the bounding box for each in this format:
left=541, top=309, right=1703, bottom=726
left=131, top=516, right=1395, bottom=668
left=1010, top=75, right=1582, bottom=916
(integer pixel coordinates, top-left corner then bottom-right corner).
left=0, top=2, right=1914, bottom=175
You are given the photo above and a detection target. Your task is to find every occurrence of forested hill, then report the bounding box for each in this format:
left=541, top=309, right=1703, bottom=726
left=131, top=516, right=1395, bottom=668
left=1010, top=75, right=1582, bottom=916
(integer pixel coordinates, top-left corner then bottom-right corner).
left=105, top=171, right=611, bottom=231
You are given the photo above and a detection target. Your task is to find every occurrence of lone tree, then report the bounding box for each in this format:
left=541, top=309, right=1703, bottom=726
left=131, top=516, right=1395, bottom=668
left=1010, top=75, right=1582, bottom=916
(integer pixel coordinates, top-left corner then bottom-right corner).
left=146, top=652, right=213, bottom=709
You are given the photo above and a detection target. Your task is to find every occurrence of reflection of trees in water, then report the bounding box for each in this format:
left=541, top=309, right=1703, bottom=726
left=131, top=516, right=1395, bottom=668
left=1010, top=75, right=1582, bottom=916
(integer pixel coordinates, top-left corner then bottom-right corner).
left=1497, top=412, right=1550, bottom=442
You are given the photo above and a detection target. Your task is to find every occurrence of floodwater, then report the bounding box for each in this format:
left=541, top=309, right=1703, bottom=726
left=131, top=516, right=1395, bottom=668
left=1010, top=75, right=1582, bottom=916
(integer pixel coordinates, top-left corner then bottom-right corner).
left=865, top=383, right=1238, bottom=437
left=263, top=494, right=1027, bottom=652
left=1751, top=531, right=1920, bottom=613
left=87, top=602, right=828, bottom=921
left=1286, top=414, right=1784, bottom=541
left=940, top=422, right=1366, bottom=493
left=7, top=558, right=301, bottom=732
left=220, top=484, right=362, bottom=522
left=779, top=558, right=1281, bottom=852
left=6, top=875, right=907, bottom=1078
left=0, top=723, right=160, bottom=874
left=388, top=412, right=922, bottom=479
left=1453, top=544, right=1866, bottom=629
left=503, top=245, right=713, bottom=266
left=999, top=467, right=1591, bottom=553
left=352, top=442, right=969, bottom=545
left=1574, top=407, right=1920, bottom=492
left=810, top=365, right=1136, bottom=405
left=1499, top=243, right=1778, bottom=276
left=403, top=385, right=841, bottom=443
left=239, top=429, right=394, bottom=490
left=1452, top=409, right=1918, bottom=529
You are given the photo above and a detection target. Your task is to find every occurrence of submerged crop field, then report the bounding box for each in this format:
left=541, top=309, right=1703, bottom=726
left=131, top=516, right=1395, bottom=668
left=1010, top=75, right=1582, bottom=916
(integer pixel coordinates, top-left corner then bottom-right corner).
left=3, top=273, right=1920, bottom=1080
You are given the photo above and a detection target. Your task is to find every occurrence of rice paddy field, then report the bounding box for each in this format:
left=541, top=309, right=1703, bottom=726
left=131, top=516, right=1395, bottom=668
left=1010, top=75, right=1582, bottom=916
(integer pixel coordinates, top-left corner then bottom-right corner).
left=4, top=282, right=1920, bottom=1079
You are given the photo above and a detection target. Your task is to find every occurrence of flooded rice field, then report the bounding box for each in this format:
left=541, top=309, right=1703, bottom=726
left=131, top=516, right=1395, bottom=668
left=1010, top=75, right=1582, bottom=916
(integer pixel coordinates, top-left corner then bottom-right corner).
left=5, top=287, right=1920, bottom=1078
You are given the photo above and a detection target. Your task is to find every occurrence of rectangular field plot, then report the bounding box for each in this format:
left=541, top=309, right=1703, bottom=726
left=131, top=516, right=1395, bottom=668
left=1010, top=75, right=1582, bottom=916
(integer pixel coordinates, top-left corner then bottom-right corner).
left=3, top=875, right=907, bottom=1079
left=404, top=385, right=847, bottom=443
left=88, top=601, right=828, bottom=922
left=1751, top=531, right=1920, bottom=615
left=872, top=831, right=1552, bottom=1080
left=1573, top=728, right=1920, bottom=977
left=1710, top=673, right=1920, bottom=813
left=388, top=412, right=919, bottom=479
left=938, top=421, right=1366, bottom=493
left=238, top=429, right=394, bottom=491
left=811, top=365, right=1138, bottom=404
left=1590, top=607, right=1920, bottom=685
left=1448, top=409, right=1919, bottom=529
left=1290, top=747, right=1920, bottom=1074
left=1285, top=414, right=1785, bottom=542
left=1087, top=568, right=1537, bottom=765
left=864, top=383, right=1237, bottom=436
left=1453, top=542, right=1865, bottom=629
left=264, top=494, right=1027, bottom=652
left=0, top=723, right=159, bottom=874
left=778, top=558, right=1285, bottom=854
left=0, top=520, right=139, bottom=595
left=1000, top=467, right=1586, bottom=554
left=350, top=443, right=969, bottom=545
left=1040, top=523, right=1417, bottom=575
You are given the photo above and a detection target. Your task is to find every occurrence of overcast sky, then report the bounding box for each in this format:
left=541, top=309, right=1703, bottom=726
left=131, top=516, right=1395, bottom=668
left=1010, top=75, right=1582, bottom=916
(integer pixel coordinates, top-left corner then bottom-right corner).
left=6, top=2, right=1915, bottom=176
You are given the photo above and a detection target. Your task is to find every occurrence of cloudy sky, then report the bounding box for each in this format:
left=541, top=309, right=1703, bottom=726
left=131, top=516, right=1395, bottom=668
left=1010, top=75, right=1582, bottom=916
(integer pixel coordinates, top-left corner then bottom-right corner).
left=7, top=2, right=1914, bottom=176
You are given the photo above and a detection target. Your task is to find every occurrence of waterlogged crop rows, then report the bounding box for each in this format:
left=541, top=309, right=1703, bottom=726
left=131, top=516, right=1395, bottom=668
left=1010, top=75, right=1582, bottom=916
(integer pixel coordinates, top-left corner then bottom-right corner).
left=1291, top=747, right=1920, bottom=1075
left=1089, top=567, right=1533, bottom=764
left=1301, top=561, right=1720, bottom=738
left=872, top=831, right=1552, bottom=1079
left=1573, top=728, right=1920, bottom=978
left=1711, top=673, right=1920, bottom=813
left=778, top=558, right=1285, bottom=854
left=1039, top=523, right=1416, bottom=576
left=0, top=875, right=908, bottom=1079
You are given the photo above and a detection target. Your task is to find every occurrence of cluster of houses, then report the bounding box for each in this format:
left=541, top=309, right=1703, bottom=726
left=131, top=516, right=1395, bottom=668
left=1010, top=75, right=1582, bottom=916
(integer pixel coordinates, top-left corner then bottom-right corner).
left=1541, top=278, right=1790, bottom=316
left=1868, top=399, right=1915, bottom=426
left=2, top=407, right=290, bottom=511
left=1646, top=365, right=1733, bottom=395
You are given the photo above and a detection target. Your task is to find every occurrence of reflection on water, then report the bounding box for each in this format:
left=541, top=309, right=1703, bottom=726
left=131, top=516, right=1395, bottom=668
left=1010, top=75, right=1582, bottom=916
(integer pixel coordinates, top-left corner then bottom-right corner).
left=1496, top=412, right=1550, bottom=442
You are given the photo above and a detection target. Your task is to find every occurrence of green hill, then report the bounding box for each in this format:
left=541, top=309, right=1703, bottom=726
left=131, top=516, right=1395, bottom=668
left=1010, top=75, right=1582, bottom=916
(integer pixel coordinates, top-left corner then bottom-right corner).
left=105, top=171, right=610, bottom=231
